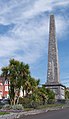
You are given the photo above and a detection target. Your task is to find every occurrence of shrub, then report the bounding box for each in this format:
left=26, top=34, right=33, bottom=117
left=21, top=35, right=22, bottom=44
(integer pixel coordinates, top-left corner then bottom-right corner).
left=19, top=97, right=32, bottom=108
left=2, top=104, right=11, bottom=110
left=12, top=104, right=24, bottom=110
left=47, top=99, right=55, bottom=104
left=19, top=97, right=41, bottom=109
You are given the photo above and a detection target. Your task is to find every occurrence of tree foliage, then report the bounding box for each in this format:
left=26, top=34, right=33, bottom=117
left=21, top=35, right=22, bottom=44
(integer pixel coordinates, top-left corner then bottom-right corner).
left=1, top=59, right=30, bottom=104
left=1, top=59, right=55, bottom=106
left=65, top=89, right=69, bottom=99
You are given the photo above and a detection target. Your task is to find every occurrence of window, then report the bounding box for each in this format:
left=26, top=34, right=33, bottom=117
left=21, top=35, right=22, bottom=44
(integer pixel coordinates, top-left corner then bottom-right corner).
left=5, top=86, right=8, bottom=91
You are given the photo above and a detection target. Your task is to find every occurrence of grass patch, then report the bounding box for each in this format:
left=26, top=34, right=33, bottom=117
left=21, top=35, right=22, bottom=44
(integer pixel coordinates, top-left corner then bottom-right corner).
left=24, top=104, right=65, bottom=111
left=24, top=108, right=34, bottom=111
left=37, top=104, right=64, bottom=109
left=0, top=112, right=10, bottom=115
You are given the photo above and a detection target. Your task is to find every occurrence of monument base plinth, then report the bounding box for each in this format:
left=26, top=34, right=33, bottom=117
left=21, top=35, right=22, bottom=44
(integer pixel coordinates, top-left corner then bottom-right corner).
left=43, top=83, right=65, bottom=100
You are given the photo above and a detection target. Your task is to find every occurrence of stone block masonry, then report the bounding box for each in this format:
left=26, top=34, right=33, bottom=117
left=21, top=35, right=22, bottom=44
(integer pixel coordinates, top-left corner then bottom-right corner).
left=44, top=15, right=65, bottom=100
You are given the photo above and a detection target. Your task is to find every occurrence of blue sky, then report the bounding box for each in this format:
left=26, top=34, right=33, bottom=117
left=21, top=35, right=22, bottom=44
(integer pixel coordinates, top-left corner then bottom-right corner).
left=0, top=0, right=69, bottom=86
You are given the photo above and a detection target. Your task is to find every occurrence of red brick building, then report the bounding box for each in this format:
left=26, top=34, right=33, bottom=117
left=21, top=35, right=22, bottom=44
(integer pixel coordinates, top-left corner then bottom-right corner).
left=0, top=76, right=9, bottom=99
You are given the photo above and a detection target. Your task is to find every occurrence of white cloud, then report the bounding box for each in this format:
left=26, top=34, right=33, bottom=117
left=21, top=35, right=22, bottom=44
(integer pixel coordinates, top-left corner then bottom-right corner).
left=0, top=0, right=69, bottom=67
left=0, top=0, right=69, bottom=24
left=0, top=36, right=19, bottom=57
left=23, top=0, right=52, bottom=18
left=0, top=14, right=49, bottom=64
left=55, top=0, right=69, bottom=6
left=23, top=0, right=69, bottom=19
left=55, top=16, right=69, bottom=39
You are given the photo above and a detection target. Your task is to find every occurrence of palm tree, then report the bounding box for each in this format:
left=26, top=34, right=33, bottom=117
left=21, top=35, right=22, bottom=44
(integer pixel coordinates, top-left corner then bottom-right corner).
left=1, top=67, right=8, bottom=79
left=29, top=77, right=38, bottom=93
left=1, top=59, right=41, bottom=105
left=9, top=59, right=22, bottom=104
left=19, top=63, right=30, bottom=97
left=9, top=59, right=31, bottom=103
left=37, top=86, right=48, bottom=105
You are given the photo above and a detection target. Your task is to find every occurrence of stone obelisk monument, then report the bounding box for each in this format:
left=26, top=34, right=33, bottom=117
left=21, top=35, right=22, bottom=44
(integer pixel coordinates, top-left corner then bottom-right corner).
left=44, top=15, right=65, bottom=100
left=47, top=15, right=60, bottom=84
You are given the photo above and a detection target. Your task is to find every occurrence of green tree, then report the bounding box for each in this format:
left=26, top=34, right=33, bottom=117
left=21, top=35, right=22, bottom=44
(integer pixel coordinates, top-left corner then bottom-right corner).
left=29, top=77, right=39, bottom=92
left=20, top=63, right=30, bottom=97
left=65, top=90, right=69, bottom=99
left=1, top=58, right=55, bottom=107
left=1, top=67, right=10, bottom=97
left=37, top=86, right=48, bottom=105
left=1, top=59, right=30, bottom=105
left=46, top=88, right=55, bottom=103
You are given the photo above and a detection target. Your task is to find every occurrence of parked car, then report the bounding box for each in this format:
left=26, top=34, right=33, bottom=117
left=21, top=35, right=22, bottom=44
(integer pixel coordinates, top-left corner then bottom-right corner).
left=0, top=98, right=10, bottom=105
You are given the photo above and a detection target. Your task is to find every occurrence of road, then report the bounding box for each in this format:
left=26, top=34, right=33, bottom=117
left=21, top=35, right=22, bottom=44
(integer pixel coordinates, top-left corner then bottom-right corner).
left=19, top=108, right=69, bottom=119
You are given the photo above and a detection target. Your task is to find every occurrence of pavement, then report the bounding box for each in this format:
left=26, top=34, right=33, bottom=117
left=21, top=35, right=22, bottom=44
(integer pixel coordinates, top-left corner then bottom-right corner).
left=16, top=108, right=69, bottom=119
left=0, top=106, right=69, bottom=119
